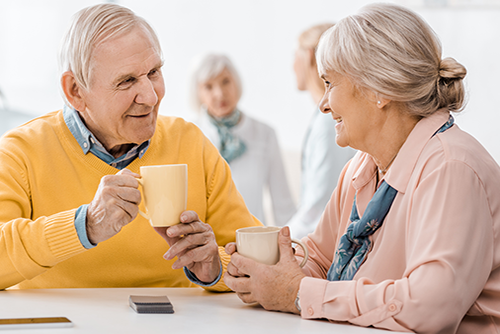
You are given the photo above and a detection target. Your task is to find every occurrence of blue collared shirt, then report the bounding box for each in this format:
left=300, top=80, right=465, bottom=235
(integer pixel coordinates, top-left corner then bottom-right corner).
left=63, top=106, right=150, bottom=249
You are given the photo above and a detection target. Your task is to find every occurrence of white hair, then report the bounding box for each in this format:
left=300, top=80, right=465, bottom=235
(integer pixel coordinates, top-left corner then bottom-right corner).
left=59, top=3, right=162, bottom=94
left=317, top=3, right=467, bottom=117
left=188, top=53, right=242, bottom=111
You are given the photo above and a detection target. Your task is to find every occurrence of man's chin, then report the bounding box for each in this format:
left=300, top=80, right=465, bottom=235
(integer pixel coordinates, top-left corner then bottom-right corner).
left=130, top=125, right=156, bottom=144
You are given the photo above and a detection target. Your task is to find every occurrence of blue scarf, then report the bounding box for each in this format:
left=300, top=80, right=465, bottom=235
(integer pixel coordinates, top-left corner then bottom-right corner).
left=327, top=115, right=455, bottom=281
left=208, top=109, right=246, bottom=164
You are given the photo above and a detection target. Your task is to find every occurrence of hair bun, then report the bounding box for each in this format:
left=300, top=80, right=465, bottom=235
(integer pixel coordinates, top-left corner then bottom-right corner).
left=439, top=57, right=467, bottom=80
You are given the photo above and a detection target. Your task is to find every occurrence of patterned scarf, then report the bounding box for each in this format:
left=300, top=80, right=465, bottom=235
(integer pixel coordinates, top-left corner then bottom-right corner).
left=208, top=108, right=247, bottom=164
left=327, top=115, right=455, bottom=281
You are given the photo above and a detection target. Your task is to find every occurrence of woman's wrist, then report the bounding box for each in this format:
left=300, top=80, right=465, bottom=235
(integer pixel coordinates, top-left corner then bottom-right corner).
left=294, top=290, right=302, bottom=313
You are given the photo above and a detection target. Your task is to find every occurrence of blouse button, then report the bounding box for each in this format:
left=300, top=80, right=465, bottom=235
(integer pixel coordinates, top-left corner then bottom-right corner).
left=308, top=307, right=314, bottom=316
left=388, top=304, right=397, bottom=312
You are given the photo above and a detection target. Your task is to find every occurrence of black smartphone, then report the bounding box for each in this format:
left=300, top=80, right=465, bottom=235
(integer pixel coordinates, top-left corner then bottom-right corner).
left=129, top=295, right=174, bottom=314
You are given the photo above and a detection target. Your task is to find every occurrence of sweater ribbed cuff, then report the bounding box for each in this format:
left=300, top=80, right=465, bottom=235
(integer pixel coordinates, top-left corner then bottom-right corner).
left=44, top=209, right=86, bottom=261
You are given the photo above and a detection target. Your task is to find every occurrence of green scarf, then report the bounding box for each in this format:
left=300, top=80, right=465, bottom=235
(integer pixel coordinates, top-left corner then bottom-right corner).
left=208, top=108, right=247, bottom=164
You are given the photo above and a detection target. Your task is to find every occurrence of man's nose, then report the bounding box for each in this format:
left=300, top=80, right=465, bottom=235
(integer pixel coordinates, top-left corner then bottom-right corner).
left=135, top=77, right=158, bottom=106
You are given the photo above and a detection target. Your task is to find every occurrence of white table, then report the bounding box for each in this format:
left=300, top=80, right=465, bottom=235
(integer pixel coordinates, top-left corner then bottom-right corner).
left=0, top=288, right=402, bottom=333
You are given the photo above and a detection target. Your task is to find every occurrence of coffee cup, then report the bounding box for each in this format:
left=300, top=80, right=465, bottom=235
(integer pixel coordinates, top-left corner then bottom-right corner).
left=236, top=226, right=309, bottom=267
left=136, top=164, right=188, bottom=227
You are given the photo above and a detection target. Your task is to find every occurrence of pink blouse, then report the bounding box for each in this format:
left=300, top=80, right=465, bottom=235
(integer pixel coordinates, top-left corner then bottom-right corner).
left=297, top=111, right=500, bottom=333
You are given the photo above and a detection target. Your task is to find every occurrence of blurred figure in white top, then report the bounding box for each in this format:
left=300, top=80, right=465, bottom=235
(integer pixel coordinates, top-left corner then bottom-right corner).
left=286, top=23, right=356, bottom=238
left=189, top=53, right=296, bottom=226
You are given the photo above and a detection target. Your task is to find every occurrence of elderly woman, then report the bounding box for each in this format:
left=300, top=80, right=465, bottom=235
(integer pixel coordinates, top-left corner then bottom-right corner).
left=287, top=23, right=356, bottom=239
left=190, top=54, right=296, bottom=226
left=224, top=3, right=500, bottom=333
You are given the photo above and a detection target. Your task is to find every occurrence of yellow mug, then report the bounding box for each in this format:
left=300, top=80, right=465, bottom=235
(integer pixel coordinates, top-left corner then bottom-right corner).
left=136, top=164, right=188, bottom=227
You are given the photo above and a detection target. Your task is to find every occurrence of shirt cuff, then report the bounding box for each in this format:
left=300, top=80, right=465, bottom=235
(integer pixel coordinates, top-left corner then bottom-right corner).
left=74, top=204, right=97, bottom=249
left=183, top=259, right=223, bottom=287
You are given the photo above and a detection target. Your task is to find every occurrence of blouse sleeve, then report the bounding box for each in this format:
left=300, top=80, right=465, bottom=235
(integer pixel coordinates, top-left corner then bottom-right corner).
left=298, top=160, right=494, bottom=333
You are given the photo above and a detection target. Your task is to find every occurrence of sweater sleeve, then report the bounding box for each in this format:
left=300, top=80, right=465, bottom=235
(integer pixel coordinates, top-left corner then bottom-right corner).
left=0, top=148, right=86, bottom=290
left=193, top=128, right=262, bottom=291
left=297, top=161, right=494, bottom=333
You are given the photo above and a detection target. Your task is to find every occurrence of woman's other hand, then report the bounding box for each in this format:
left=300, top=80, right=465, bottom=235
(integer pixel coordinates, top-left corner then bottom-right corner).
left=224, top=226, right=306, bottom=314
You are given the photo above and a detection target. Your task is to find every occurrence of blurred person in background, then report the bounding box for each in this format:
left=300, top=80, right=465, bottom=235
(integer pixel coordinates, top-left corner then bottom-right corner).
left=190, top=53, right=296, bottom=226
left=287, top=23, right=355, bottom=239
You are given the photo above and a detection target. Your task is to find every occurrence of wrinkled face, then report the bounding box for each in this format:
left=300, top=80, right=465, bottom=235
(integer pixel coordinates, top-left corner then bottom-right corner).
left=78, top=26, right=165, bottom=152
left=318, top=70, right=375, bottom=150
left=293, top=48, right=308, bottom=91
left=198, top=68, right=239, bottom=118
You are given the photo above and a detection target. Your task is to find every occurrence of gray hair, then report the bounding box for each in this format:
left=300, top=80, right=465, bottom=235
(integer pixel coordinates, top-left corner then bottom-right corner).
left=59, top=3, right=162, bottom=93
left=317, top=3, right=467, bottom=117
left=188, top=53, right=242, bottom=111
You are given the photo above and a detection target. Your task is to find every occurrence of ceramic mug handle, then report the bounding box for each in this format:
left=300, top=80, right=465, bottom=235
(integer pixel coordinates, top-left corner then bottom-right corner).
left=291, top=238, right=309, bottom=268
left=135, top=178, right=150, bottom=221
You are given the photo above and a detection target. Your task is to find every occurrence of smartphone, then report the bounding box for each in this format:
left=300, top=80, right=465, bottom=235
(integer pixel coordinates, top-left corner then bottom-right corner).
left=0, top=317, right=73, bottom=329
left=129, top=295, right=174, bottom=314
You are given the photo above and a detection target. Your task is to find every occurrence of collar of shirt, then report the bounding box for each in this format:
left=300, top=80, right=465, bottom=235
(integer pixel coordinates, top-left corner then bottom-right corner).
left=347, top=111, right=451, bottom=218
left=63, top=105, right=150, bottom=170
left=351, top=110, right=452, bottom=195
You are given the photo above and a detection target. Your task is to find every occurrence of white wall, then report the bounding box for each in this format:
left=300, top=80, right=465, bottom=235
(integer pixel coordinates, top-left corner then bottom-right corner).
left=1, top=0, right=500, bottom=183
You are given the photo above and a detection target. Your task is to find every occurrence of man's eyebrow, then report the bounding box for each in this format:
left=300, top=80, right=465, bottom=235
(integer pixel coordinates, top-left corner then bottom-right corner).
left=114, top=61, right=164, bottom=84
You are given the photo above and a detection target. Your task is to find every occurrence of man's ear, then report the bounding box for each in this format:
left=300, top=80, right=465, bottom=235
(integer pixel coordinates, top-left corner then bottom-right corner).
left=61, top=71, right=86, bottom=111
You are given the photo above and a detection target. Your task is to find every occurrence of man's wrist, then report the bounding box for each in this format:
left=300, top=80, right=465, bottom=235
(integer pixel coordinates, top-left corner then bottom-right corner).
left=183, top=259, right=223, bottom=287
left=74, top=204, right=96, bottom=249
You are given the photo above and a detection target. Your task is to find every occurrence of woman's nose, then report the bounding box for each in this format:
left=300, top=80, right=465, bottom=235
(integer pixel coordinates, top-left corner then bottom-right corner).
left=213, top=85, right=224, bottom=99
left=318, top=93, right=330, bottom=114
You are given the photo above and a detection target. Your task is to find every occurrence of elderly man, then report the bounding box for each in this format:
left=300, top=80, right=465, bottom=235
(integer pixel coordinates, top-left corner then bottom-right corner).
left=0, top=3, right=260, bottom=290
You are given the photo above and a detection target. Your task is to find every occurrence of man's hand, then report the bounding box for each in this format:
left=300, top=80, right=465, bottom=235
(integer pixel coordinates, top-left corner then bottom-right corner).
left=86, top=169, right=141, bottom=244
left=154, top=211, right=221, bottom=284
left=224, top=226, right=306, bottom=314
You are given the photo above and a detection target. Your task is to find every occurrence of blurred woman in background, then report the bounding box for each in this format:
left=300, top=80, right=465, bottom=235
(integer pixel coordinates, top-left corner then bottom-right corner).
left=190, top=54, right=296, bottom=226
left=287, top=23, right=355, bottom=239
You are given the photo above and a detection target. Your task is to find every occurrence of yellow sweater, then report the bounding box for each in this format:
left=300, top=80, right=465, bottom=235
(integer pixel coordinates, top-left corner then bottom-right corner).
left=0, top=110, right=261, bottom=290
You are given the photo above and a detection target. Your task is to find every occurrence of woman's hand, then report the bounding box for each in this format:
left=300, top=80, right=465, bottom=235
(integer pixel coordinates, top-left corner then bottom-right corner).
left=224, top=226, right=306, bottom=314
left=154, top=211, right=221, bottom=284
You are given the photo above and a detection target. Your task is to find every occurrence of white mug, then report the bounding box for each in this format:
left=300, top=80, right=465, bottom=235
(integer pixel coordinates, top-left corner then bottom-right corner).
left=136, top=164, right=188, bottom=227
left=236, top=226, right=309, bottom=267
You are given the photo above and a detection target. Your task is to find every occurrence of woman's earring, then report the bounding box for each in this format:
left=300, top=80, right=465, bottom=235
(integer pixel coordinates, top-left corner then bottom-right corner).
left=377, top=101, right=381, bottom=105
